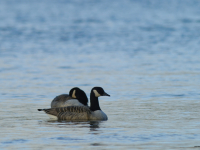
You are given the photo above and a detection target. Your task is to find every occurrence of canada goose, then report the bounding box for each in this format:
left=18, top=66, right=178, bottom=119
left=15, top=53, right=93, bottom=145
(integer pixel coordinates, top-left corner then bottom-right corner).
left=38, top=87, right=110, bottom=121
left=51, top=87, right=88, bottom=108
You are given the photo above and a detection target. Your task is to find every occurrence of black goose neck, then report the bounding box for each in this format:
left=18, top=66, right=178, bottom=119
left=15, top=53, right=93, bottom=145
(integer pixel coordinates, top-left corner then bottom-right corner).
left=90, top=91, right=101, bottom=111
left=78, top=97, right=88, bottom=106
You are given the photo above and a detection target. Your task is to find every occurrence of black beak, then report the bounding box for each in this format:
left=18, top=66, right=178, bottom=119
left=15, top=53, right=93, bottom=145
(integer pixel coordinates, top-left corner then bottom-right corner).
left=102, top=92, right=110, bottom=97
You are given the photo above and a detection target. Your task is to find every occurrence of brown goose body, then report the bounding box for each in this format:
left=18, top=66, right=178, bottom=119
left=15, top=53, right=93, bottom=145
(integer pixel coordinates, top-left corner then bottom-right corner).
left=38, top=106, right=91, bottom=120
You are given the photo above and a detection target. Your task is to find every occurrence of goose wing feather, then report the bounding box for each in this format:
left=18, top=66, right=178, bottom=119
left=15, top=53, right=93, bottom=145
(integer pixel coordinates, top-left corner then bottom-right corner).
left=51, top=94, right=73, bottom=108
left=41, top=106, right=91, bottom=120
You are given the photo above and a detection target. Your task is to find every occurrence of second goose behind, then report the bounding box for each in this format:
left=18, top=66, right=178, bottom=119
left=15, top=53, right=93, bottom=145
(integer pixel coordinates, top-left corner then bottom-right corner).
left=51, top=87, right=88, bottom=108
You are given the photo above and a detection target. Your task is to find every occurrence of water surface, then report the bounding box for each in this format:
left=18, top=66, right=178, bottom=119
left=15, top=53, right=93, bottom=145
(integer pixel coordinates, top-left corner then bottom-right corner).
left=0, top=0, right=200, bottom=149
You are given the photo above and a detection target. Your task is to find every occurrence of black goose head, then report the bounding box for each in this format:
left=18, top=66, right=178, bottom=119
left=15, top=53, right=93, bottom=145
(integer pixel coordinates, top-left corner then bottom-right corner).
left=91, top=87, right=110, bottom=97
left=69, top=87, right=88, bottom=105
left=69, top=87, right=80, bottom=99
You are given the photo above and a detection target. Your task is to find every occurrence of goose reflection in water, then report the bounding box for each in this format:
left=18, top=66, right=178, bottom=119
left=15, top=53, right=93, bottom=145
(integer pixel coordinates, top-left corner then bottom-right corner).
left=39, top=120, right=102, bottom=131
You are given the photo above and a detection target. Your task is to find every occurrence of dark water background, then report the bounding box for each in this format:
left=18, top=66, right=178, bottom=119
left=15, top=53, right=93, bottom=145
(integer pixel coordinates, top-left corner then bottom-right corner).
left=0, top=0, right=200, bottom=149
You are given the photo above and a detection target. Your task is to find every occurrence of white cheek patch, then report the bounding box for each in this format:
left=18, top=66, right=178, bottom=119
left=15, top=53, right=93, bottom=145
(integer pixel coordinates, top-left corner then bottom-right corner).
left=93, top=90, right=101, bottom=97
left=72, top=90, right=76, bottom=98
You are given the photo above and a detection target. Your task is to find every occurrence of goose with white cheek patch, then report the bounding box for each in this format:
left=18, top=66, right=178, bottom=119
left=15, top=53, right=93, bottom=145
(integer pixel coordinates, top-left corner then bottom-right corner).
left=38, top=87, right=110, bottom=121
left=51, top=87, right=88, bottom=108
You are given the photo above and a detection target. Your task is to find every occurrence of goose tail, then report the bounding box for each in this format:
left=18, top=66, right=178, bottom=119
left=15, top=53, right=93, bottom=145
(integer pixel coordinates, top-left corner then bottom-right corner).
left=38, top=109, right=44, bottom=111
left=38, top=108, right=59, bottom=116
left=38, top=108, right=58, bottom=120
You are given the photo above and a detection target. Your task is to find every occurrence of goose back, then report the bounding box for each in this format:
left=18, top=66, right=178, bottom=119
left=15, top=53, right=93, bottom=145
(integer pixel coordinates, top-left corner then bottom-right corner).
left=51, top=94, right=74, bottom=108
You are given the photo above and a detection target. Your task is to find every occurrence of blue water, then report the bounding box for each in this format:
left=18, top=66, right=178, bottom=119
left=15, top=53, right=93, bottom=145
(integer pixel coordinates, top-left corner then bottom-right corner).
left=0, top=0, right=200, bottom=149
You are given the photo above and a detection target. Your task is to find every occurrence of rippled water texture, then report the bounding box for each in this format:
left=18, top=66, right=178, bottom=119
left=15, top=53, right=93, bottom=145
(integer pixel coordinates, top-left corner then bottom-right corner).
left=0, top=0, right=200, bottom=149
